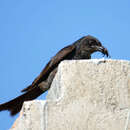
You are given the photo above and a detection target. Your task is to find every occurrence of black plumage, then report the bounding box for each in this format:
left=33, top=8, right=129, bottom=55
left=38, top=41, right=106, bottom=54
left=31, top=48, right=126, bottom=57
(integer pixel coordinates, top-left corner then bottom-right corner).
left=0, top=35, right=110, bottom=116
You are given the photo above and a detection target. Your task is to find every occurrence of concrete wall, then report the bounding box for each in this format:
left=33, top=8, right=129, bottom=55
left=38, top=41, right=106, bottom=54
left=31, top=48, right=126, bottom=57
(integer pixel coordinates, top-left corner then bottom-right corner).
left=11, top=59, right=130, bottom=130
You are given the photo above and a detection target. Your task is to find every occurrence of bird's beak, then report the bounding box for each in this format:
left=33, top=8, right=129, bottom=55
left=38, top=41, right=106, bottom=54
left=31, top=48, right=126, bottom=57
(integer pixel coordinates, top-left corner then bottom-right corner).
left=92, top=45, right=110, bottom=57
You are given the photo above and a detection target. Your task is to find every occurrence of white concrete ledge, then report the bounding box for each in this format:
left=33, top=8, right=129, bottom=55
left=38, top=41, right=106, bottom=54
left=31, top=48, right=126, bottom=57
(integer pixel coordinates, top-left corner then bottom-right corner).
left=11, top=59, right=130, bottom=130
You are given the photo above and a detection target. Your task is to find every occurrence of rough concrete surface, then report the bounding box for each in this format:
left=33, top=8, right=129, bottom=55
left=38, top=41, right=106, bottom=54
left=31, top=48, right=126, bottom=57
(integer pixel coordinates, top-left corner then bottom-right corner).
left=11, top=59, right=130, bottom=130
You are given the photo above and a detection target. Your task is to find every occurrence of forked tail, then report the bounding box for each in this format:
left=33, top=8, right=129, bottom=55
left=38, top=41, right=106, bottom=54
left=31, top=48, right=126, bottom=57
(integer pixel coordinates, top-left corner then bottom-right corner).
left=0, top=86, right=47, bottom=116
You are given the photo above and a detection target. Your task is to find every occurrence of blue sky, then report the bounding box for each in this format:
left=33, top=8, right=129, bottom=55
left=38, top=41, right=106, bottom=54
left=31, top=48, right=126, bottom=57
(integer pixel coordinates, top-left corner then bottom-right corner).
left=0, top=0, right=130, bottom=129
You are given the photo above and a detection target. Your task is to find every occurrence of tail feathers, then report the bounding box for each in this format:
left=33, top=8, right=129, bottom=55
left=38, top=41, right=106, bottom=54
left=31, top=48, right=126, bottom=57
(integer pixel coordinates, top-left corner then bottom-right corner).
left=0, top=99, right=23, bottom=116
left=0, top=86, right=45, bottom=116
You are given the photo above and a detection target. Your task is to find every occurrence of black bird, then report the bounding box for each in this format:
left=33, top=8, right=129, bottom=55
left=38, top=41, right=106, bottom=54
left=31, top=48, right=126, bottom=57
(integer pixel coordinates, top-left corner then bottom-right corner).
left=0, top=35, right=110, bottom=116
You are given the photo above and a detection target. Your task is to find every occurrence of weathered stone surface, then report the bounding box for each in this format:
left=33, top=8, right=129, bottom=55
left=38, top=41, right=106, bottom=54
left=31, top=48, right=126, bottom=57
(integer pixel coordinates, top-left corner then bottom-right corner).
left=11, top=59, right=130, bottom=130
left=11, top=101, right=46, bottom=130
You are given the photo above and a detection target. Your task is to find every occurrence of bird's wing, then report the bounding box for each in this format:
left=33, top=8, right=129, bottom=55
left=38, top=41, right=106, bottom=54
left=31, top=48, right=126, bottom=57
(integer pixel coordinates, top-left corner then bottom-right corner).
left=21, top=44, right=75, bottom=92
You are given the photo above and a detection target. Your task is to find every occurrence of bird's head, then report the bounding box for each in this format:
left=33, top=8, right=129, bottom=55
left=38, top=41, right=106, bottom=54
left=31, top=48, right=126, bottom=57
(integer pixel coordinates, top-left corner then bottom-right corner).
left=75, top=35, right=110, bottom=59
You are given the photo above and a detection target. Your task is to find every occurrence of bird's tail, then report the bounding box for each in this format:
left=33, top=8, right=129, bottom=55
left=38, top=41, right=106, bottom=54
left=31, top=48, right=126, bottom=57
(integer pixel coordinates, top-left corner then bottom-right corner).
left=0, top=86, right=47, bottom=116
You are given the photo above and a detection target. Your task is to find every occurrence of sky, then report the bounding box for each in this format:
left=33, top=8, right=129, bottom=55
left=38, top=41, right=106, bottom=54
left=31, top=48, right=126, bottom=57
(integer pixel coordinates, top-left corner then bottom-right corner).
left=0, top=0, right=130, bottom=129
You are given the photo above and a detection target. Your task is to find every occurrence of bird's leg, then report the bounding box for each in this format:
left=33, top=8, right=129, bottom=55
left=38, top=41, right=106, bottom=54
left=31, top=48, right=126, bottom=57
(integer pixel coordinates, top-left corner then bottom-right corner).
left=38, top=81, right=50, bottom=91
left=47, top=67, right=58, bottom=85
left=38, top=68, right=58, bottom=91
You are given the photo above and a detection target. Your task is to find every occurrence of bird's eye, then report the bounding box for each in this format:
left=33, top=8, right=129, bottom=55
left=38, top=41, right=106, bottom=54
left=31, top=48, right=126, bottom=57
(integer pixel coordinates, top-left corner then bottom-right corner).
left=89, top=40, right=96, bottom=46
